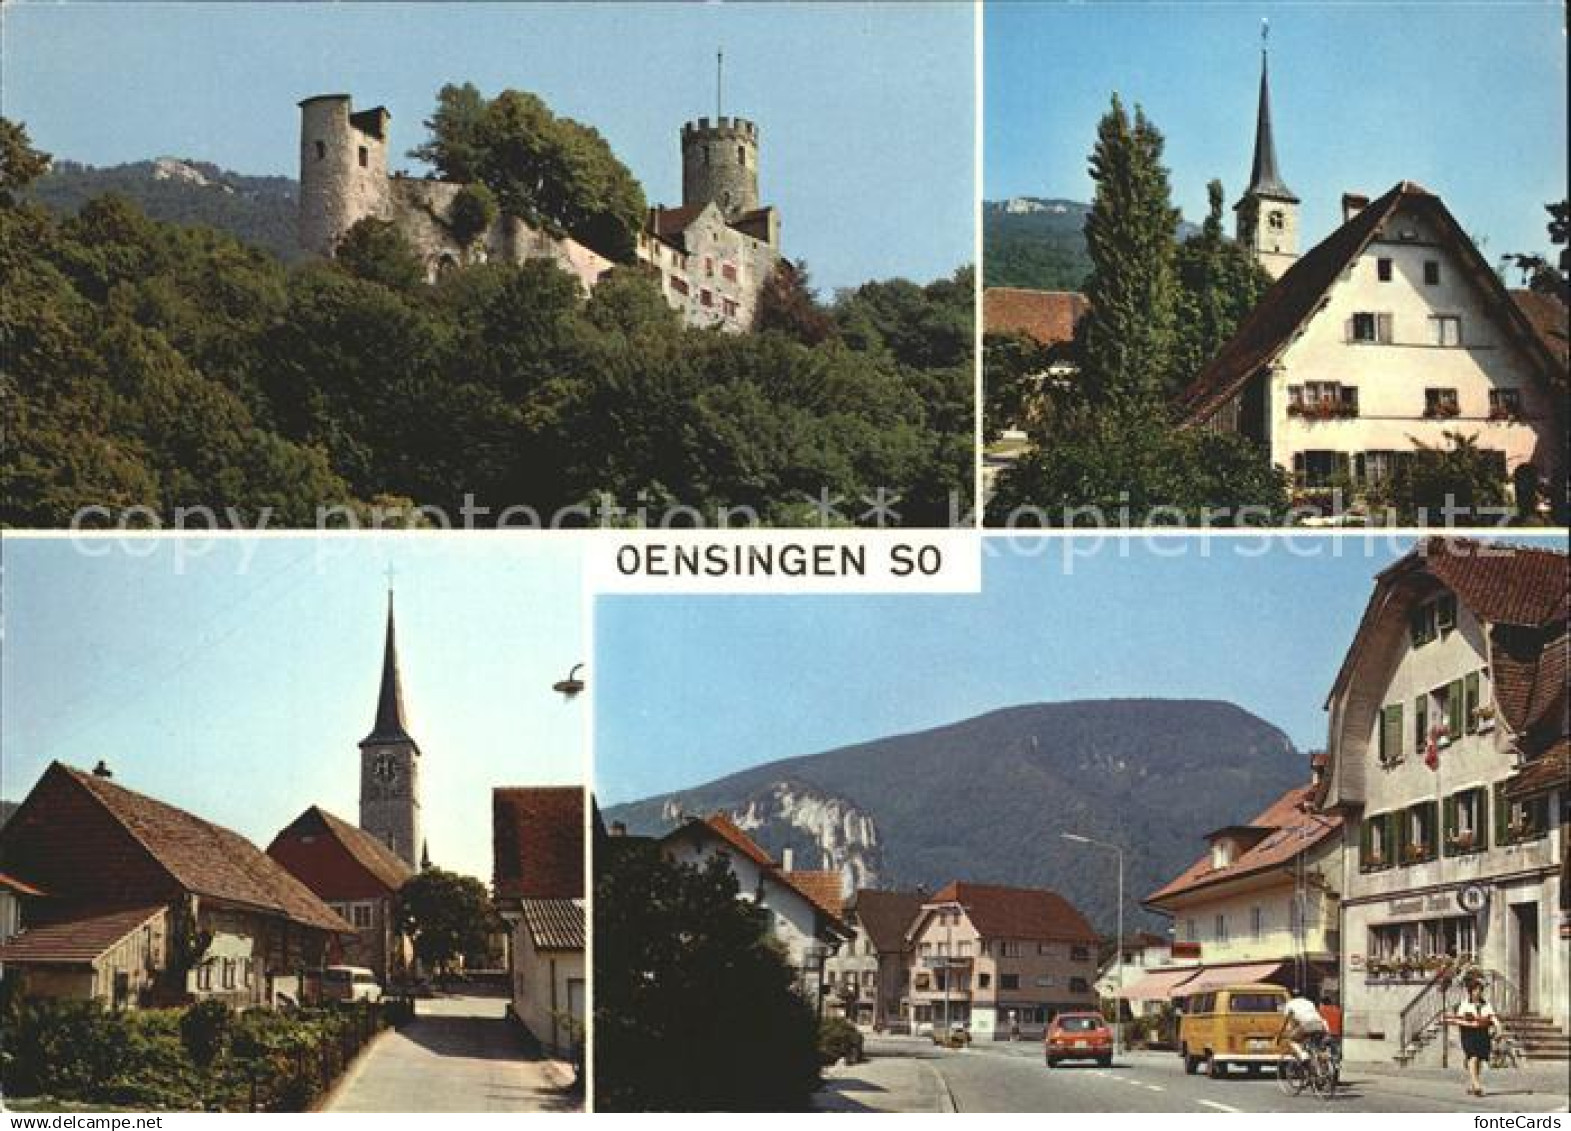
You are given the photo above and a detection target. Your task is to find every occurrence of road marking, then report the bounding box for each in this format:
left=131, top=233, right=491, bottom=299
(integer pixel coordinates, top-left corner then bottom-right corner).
left=1200, top=1100, right=1243, bottom=1113
left=1144, top=1084, right=1165, bottom=1092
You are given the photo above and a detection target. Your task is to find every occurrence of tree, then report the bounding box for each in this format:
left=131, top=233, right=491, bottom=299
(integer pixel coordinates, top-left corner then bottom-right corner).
left=593, top=838, right=821, bottom=1111
left=1501, top=200, right=1570, bottom=301
left=333, top=217, right=426, bottom=291
left=447, top=182, right=498, bottom=249
left=1, top=117, right=51, bottom=206
left=1078, top=94, right=1180, bottom=405
left=1171, top=180, right=1273, bottom=387
left=1367, top=432, right=1511, bottom=525
left=986, top=402, right=1289, bottom=526
left=396, top=868, right=494, bottom=979
left=754, top=259, right=836, bottom=345
left=411, top=84, right=646, bottom=261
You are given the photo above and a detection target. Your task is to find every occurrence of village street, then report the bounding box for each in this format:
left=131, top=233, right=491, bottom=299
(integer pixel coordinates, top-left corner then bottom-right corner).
left=321, top=993, right=580, bottom=1113
left=816, top=1036, right=1571, bottom=1114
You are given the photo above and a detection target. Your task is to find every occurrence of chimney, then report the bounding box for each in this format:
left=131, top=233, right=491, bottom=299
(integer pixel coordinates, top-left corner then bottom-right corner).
left=1342, top=192, right=1369, bottom=223
left=609, top=821, right=627, bottom=838
left=781, top=847, right=795, bottom=871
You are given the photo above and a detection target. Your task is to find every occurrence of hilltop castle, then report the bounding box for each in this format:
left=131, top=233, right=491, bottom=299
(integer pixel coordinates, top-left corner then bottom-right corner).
left=297, top=94, right=782, bottom=332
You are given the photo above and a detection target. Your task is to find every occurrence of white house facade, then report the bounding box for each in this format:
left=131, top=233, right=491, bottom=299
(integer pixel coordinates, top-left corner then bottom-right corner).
left=1322, top=538, right=1568, bottom=1066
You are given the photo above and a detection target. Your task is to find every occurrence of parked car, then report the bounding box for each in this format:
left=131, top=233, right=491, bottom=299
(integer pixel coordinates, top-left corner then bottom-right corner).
left=322, top=965, right=384, bottom=1003
left=1045, top=1012, right=1113, bottom=1067
left=1177, top=983, right=1288, bottom=1078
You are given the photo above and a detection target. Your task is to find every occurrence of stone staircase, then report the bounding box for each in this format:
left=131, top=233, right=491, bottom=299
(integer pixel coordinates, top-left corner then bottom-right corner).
left=1500, top=1014, right=1571, bottom=1062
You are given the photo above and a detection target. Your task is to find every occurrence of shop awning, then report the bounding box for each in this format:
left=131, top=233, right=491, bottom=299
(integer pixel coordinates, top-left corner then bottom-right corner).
left=1116, top=966, right=1203, bottom=1000
left=1172, top=962, right=1285, bottom=998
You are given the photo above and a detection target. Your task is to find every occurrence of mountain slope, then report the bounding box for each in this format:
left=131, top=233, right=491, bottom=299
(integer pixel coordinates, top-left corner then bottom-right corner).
left=28, top=158, right=302, bottom=262
left=605, top=699, right=1309, bottom=932
left=983, top=198, right=1094, bottom=292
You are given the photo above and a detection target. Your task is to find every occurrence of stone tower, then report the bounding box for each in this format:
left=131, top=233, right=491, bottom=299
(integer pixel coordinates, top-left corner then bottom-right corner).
left=298, top=94, right=393, bottom=257
left=358, top=590, right=422, bottom=870
left=1234, top=35, right=1299, bottom=279
left=681, top=116, right=759, bottom=220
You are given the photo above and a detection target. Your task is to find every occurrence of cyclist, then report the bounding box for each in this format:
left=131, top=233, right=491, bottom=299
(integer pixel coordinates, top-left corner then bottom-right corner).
left=1277, top=986, right=1330, bottom=1064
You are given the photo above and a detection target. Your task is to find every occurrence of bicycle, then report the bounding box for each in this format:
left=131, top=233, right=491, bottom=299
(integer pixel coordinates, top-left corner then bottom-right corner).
left=1278, top=1036, right=1338, bottom=1101
left=1489, top=1033, right=1524, bottom=1072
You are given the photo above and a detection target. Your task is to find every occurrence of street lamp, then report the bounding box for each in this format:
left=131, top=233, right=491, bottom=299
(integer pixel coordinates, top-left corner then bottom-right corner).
left=552, top=663, right=586, bottom=700
left=1063, top=831, right=1125, bottom=1060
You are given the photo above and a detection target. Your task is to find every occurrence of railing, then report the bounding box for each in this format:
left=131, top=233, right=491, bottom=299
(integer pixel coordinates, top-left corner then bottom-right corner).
left=1482, top=970, right=1524, bottom=1019
left=1398, top=970, right=1452, bottom=1057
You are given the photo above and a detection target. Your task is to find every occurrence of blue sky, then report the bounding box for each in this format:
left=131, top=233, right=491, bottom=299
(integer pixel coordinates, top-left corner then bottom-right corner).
left=987, top=2, right=1567, bottom=264
left=595, top=534, right=1564, bottom=804
left=1, top=537, right=586, bottom=883
left=0, top=1, right=974, bottom=294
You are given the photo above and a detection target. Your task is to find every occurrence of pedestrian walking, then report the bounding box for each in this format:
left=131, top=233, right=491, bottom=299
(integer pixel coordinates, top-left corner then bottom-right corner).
left=1447, top=980, right=1501, bottom=1097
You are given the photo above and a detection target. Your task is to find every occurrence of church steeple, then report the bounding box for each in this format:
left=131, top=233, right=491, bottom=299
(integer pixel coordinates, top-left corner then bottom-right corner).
left=363, top=590, right=415, bottom=747
left=1235, top=21, right=1300, bottom=279
left=358, top=579, right=422, bottom=870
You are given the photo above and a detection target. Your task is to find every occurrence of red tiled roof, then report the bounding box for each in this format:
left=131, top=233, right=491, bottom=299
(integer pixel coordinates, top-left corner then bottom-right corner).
left=784, top=870, right=845, bottom=918
left=662, top=815, right=852, bottom=935
left=0, top=871, right=46, bottom=898
left=1503, top=737, right=1570, bottom=799
left=1145, top=784, right=1342, bottom=907
left=0, top=904, right=164, bottom=966
left=650, top=204, right=705, bottom=241
left=691, top=813, right=775, bottom=871
left=1178, top=183, right=1565, bottom=426
left=849, top=889, right=925, bottom=952
left=1328, top=539, right=1569, bottom=708
left=492, top=787, right=584, bottom=902
left=521, top=897, right=585, bottom=951
left=1511, top=289, right=1570, bottom=374
left=983, top=287, right=1088, bottom=348
left=1492, top=621, right=1568, bottom=742
left=928, top=881, right=1098, bottom=943
left=267, top=806, right=413, bottom=900
left=53, top=766, right=351, bottom=933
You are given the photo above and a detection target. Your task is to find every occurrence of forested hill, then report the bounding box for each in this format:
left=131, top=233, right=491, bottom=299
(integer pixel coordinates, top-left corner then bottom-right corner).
left=4, top=125, right=973, bottom=530
left=983, top=197, right=1200, bottom=292
left=605, top=698, right=1311, bottom=933
left=28, top=158, right=301, bottom=262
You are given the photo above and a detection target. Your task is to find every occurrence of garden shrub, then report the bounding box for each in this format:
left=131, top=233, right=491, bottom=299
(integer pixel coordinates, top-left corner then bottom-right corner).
left=817, top=1016, right=864, bottom=1066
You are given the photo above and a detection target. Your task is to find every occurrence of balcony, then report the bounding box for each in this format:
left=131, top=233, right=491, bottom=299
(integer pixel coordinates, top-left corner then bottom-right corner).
left=919, top=954, right=974, bottom=970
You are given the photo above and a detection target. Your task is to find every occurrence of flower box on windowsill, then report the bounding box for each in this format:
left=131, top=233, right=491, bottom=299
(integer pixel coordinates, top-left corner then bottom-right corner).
left=1403, top=843, right=1432, bottom=864
left=1487, top=409, right=1519, bottom=423
left=1424, top=404, right=1462, bottom=420
left=1446, top=832, right=1479, bottom=854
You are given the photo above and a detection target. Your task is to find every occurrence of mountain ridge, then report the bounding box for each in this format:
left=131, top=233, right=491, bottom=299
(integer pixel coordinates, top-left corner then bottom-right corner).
left=605, top=698, right=1311, bottom=933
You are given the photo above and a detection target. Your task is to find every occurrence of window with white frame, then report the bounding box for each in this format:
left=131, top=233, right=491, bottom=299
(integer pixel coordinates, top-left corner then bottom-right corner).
left=1351, top=311, right=1394, bottom=343
left=1428, top=316, right=1462, bottom=347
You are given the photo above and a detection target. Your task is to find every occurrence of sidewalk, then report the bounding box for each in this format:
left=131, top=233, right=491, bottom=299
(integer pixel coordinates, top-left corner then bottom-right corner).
left=814, top=1055, right=956, bottom=1113
left=1341, top=1058, right=1570, bottom=1110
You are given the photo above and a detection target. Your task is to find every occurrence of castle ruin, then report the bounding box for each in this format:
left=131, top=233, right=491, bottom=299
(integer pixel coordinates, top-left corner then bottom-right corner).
left=297, top=94, right=782, bottom=332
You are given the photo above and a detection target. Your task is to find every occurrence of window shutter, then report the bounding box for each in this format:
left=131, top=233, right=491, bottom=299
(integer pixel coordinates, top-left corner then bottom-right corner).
left=1421, top=800, right=1439, bottom=858
left=1378, top=312, right=1393, bottom=343
left=1464, top=671, right=1481, bottom=733
left=1360, top=816, right=1373, bottom=868
left=1477, top=789, right=1490, bottom=851
left=1414, top=695, right=1429, bottom=753
left=1443, top=793, right=1458, bottom=856
left=1494, top=784, right=1508, bottom=845
left=1447, top=679, right=1465, bottom=738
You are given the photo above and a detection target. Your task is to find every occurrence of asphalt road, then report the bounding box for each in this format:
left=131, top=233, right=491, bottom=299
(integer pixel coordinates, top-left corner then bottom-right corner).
left=864, top=1036, right=1570, bottom=1114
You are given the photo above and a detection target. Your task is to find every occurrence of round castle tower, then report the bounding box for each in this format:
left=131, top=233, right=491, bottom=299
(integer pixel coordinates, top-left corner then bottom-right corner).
left=681, top=116, right=759, bottom=220
left=298, top=95, right=394, bottom=257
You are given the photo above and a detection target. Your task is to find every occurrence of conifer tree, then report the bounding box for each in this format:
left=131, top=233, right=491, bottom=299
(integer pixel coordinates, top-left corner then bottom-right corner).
left=1171, top=179, right=1272, bottom=391
left=1078, top=94, right=1180, bottom=405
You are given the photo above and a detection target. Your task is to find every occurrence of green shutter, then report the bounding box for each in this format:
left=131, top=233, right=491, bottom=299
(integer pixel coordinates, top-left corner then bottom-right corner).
left=1443, top=794, right=1458, bottom=856
left=1360, top=816, right=1373, bottom=870
left=1464, top=672, right=1481, bottom=733
left=1447, top=679, right=1465, bottom=738
left=1380, top=703, right=1403, bottom=763
left=1421, top=800, right=1439, bottom=859
left=1476, top=789, right=1489, bottom=852
left=1494, top=784, right=1509, bottom=845
left=1414, top=696, right=1429, bottom=754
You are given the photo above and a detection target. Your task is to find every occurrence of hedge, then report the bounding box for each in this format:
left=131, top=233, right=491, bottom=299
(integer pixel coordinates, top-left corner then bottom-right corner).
left=2, top=997, right=414, bottom=1111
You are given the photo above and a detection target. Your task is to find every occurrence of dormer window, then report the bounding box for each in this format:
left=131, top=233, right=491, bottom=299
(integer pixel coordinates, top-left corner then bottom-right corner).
left=1409, top=593, right=1457, bottom=646
left=1210, top=839, right=1235, bottom=869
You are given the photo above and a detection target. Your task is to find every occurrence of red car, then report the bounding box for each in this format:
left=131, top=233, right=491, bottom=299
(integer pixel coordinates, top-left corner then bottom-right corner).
left=1045, top=1012, right=1113, bottom=1067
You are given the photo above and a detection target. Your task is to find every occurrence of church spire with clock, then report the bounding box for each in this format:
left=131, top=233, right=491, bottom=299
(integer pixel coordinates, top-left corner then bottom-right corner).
left=1234, top=22, right=1300, bottom=279
left=359, top=588, right=422, bottom=869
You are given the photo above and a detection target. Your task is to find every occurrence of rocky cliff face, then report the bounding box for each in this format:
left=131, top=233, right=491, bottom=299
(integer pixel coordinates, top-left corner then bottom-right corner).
left=657, top=779, right=884, bottom=891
